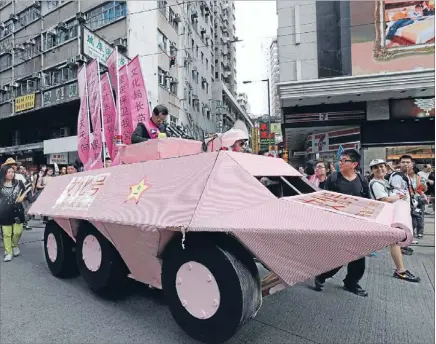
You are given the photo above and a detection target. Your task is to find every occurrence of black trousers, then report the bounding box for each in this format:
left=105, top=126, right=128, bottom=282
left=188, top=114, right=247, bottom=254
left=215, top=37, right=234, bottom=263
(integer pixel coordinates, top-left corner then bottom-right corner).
left=317, top=257, right=366, bottom=287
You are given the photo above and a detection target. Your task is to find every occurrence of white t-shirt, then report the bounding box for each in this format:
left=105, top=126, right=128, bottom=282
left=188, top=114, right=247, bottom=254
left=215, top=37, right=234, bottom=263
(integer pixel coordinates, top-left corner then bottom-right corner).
left=369, top=178, right=393, bottom=201
left=418, top=171, right=429, bottom=181
left=389, top=172, right=410, bottom=203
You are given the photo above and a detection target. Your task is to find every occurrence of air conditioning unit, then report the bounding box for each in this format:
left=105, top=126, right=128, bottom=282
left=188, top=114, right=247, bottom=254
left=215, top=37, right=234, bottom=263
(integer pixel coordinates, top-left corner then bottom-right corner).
left=14, top=44, right=25, bottom=52
left=27, top=80, right=35, bottom=92
left=201, top=27, right=206, bottom=34
left=47, top=28, right=57, bottom=36
left=191, top=10, right=198, bottom=19
left=170, top=78, right=178, bottom=85
left=192, top=66, right=197, bottom=71
left=3, top=85, right=10, bottom=92
left=75, top=54, right=86, bottom=62
left=11, top=82, right=19, bottom=89
left=66, top=57, right=77, bottom=67
left=0, top=23, right=5, bottom=30
left=27, top=39, right=36, bottom=46
left=173, top=13, right=181, bottom=23
left=113, top=38, right=127, bottom=52
left=192, top=94, right=198, bottom=100
left=9, top=14, right=18, bottom=22
left=56, top=22, right=68, bottom=32
left=75, top=11, right=86, bottom=23
left=31, top=1, right=41, bottom=9
left=31, top=72, right=40, bottom=80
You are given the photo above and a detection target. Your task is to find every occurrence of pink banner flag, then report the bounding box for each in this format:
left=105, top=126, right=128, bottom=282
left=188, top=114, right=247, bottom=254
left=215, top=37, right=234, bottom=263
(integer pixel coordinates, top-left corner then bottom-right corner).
left=106, top=48, right=121, bottom=164
left=100, top=73, right=117, bottom=160
left=86, top=59, right=103, bottom=170
left=118, top=65, right=133, bottom=145
left=76, top=66, right=90, bottom=166
left=127, top=56, right=152, bottom=131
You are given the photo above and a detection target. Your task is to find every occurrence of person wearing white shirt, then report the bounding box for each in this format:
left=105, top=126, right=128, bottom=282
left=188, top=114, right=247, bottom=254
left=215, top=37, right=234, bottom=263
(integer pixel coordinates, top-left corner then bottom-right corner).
left=369, top=159, right=420, bottom=283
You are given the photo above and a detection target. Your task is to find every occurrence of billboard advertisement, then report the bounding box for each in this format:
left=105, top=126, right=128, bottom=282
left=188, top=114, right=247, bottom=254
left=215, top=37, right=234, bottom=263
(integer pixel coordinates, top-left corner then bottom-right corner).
left=350, top=0, right=435, bottom=75
left=390, top=97, right=435, bottom=118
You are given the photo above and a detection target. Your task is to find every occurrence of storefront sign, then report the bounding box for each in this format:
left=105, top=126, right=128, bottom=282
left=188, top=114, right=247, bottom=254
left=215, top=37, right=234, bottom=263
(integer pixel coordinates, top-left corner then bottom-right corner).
left=53, top=173, right=110, bottom=211
left=49, top=153, right=68, bottom=165
left=83, top=28, right=127, bottom=67
left=43, top=82, right=78, bottom=107
left=259, top=122, right=275, bottom=150
left=15, top=93, right=35, bottom=112
left=312, top=133, right=329, bottom=153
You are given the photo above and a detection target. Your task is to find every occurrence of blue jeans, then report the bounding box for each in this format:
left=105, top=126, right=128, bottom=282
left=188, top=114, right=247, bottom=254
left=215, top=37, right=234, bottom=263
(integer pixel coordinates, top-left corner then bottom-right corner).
left=386, top=18, right=414, bottom=40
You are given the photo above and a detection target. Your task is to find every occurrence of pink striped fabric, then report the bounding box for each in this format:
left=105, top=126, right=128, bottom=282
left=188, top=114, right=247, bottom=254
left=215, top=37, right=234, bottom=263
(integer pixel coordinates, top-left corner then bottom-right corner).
left=76, top=66, right=90, bottom=165
left=100, top=73, right=117, bottom=160
left=118, top=65, right=133, bottom=145
left=29, top=142, right=413, bottom=289
left=86, top=60, right=103, bottom=170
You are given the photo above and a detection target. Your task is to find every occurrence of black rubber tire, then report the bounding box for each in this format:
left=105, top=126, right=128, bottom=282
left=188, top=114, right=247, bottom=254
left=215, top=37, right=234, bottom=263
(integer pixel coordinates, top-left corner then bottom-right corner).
left=44, top=220, right=78, bottom=278
left=76, top=224, right=127, bottom=293
left=162, top=237, right=261, bottom=344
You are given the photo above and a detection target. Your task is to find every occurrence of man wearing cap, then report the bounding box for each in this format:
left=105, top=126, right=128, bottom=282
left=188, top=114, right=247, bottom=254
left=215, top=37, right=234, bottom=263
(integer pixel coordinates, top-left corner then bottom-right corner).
left=368, top=159, right=420, bottom=283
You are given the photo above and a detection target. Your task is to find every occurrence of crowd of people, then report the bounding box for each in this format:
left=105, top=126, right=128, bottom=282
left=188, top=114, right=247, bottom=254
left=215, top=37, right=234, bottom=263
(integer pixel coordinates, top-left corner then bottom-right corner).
left=0, top=158, right=85, bottom=262
left=299, top=150, right=433, bottom=296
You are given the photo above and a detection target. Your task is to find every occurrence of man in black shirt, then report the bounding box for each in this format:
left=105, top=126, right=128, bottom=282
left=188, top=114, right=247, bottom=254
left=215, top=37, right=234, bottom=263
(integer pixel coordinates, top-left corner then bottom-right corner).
left=314, top=149, right=370, bottom=297
left=131, top=104, right=169, bottom=144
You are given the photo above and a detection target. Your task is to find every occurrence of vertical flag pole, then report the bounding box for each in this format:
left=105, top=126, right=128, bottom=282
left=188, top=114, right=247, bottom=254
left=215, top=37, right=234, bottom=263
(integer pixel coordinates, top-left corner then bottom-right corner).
left=84, top=63, right=92, bottom=171
left=115, top=46, right=122, bottom=145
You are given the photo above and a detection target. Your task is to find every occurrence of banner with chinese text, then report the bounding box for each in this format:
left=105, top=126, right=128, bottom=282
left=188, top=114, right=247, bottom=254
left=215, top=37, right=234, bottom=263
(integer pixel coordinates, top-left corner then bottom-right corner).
left=86, top=59, right=103, bottom=170
left=76, top=66, right=90, bottom=167
left=100, top=73, right=117, bottom=161
left=118, top=65, right=133, bottom=145
left=127, top=56, right=151, bottom=133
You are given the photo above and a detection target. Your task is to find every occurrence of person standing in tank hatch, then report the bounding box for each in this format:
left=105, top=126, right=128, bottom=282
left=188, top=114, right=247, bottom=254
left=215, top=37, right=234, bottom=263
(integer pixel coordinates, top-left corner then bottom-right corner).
left=131, top=105, right=169, bottom=144
left=314, top=149, right=370, bottom=297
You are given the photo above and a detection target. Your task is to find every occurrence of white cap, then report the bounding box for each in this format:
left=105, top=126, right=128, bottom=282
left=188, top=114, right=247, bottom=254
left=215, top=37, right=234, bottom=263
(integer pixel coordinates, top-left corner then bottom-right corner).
left=369, top=159, right=386, bottom=168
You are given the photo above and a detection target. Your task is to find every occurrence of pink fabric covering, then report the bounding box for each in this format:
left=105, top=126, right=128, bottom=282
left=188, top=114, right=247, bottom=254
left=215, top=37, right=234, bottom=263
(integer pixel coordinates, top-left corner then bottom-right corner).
left=119, top=138, right=203, bottom=164
left=29, top=145, right=412, bottom=289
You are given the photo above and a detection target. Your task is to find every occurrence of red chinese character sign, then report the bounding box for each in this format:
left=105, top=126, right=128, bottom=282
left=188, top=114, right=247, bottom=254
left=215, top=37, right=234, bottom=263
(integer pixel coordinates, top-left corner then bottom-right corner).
left=127, top=56, right=152, bottom=136
left=86, top=59, right=104, bottom=170
left=76, top=66, right=90, bottom=166
left=100, top=73, right=117, bottom=161
left=118, top=65, right=133, bottom=145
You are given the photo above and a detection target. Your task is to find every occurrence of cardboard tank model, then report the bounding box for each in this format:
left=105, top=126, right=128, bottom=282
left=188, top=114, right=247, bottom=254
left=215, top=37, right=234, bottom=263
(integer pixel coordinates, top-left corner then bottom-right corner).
left=29, top=121, right=413, bottom=344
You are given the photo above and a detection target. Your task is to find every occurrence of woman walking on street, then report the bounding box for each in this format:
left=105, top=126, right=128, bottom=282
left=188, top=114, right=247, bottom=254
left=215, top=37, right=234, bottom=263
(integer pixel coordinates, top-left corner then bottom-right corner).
left=0, top=165, right=29, bottom=262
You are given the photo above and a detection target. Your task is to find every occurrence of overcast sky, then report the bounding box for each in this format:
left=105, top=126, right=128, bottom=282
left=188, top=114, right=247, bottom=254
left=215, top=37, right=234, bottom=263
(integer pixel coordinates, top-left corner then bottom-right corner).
left=235, top=1, right=278, bottom=117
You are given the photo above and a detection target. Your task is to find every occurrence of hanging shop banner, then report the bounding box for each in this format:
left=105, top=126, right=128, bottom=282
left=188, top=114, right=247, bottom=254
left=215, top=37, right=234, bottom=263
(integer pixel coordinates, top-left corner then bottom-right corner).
left=49, top=153, right=68, bottom=165
left=259, top=122, right=275, bottom=150
left=15, top=93, right=35, bottom=112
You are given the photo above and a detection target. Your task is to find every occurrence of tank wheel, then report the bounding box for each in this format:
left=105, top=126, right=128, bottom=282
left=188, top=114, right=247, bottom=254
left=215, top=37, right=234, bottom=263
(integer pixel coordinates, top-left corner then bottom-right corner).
left=162, top=238, right=261, bottom=344
left=44, top=220, right=78, bottom=278
left=76, top=224, right=127, bottom=293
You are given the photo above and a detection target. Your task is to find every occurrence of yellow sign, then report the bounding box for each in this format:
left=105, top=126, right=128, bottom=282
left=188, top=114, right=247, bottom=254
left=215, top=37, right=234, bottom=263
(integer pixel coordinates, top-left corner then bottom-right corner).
left=251, top=127, right=259, bottom=153
left=15, top=93, right=35, bottom=112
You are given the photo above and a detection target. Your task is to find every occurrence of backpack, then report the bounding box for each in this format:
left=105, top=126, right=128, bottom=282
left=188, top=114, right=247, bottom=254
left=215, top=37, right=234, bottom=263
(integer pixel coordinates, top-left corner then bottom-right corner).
left=369, top=179, right=393, bottom=200
left=329, top=172, right=369, bottom=199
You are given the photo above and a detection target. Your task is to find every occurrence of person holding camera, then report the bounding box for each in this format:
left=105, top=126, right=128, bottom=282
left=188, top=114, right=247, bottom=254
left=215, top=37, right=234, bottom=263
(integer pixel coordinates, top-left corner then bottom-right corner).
left=0, top=164, right=30, bottom=262
left=389, top=155, right=427, bottom=241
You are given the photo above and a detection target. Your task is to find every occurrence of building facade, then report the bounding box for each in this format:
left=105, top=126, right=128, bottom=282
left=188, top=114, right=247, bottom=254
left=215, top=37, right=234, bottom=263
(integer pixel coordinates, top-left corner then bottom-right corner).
left=276, top=0, right=435, bottom=167
left=0, top=0, right=251, bottom=168
left=268, top=38, right=280, bottom=119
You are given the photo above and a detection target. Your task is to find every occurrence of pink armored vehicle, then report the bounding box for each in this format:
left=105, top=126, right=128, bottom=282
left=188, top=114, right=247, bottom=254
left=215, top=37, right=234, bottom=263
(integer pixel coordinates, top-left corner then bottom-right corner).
left=29, top=132, right=413, bottom=344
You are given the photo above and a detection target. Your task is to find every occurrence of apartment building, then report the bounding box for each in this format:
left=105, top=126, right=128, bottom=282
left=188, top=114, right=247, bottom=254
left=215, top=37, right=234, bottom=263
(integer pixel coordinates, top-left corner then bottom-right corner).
left=268, top=38, right=279, bottom=118
left=0, top=0, right=251, bottom=168
left=276, top=0, right=434, bottom=165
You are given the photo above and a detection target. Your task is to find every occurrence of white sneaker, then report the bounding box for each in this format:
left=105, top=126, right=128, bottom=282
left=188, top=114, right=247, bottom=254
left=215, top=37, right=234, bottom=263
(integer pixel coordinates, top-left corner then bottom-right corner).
left=12, top=247, right=20, bottom=257
left=3, top=254, right=12, bottom=262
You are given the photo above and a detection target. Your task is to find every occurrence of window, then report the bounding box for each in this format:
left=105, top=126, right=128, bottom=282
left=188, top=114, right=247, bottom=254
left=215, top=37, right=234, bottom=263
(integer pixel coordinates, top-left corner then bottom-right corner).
left=0, top=21, right=13, bottom=39
left=87, top=1, right=126, bottom=31
left=42, top=1, right=66, bottom=15
left=43, top=21, right=78, bottom=51
left=158, top=67, right=168, bottom=88
left=0, top=54, right=12, bottom=70
left=16, top=7, right=40, bottom=31
left=205, top=58, right=208, bottom=70
left=196, top=45, right=198, bottom=58
left=170, top=80, right=177, bottom=94
left=158, top=0, right=167, bottom=17
left=157, top=30, right=168, bottom=52
left=201, top=52, right=204, bottom=63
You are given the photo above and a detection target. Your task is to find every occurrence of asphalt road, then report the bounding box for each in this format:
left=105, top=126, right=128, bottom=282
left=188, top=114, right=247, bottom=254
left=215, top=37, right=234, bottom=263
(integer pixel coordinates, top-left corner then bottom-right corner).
left=0, top=221, right=434, bottom=344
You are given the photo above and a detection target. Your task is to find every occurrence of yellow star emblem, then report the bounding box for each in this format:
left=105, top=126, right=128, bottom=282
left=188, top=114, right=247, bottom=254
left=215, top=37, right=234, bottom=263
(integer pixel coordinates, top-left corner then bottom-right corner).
left=126, top=178, right=151, bottom=204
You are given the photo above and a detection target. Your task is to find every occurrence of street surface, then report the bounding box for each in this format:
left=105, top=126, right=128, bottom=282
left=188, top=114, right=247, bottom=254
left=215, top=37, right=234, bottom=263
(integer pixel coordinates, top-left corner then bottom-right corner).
left=1, top=217, right=434, bottom=344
